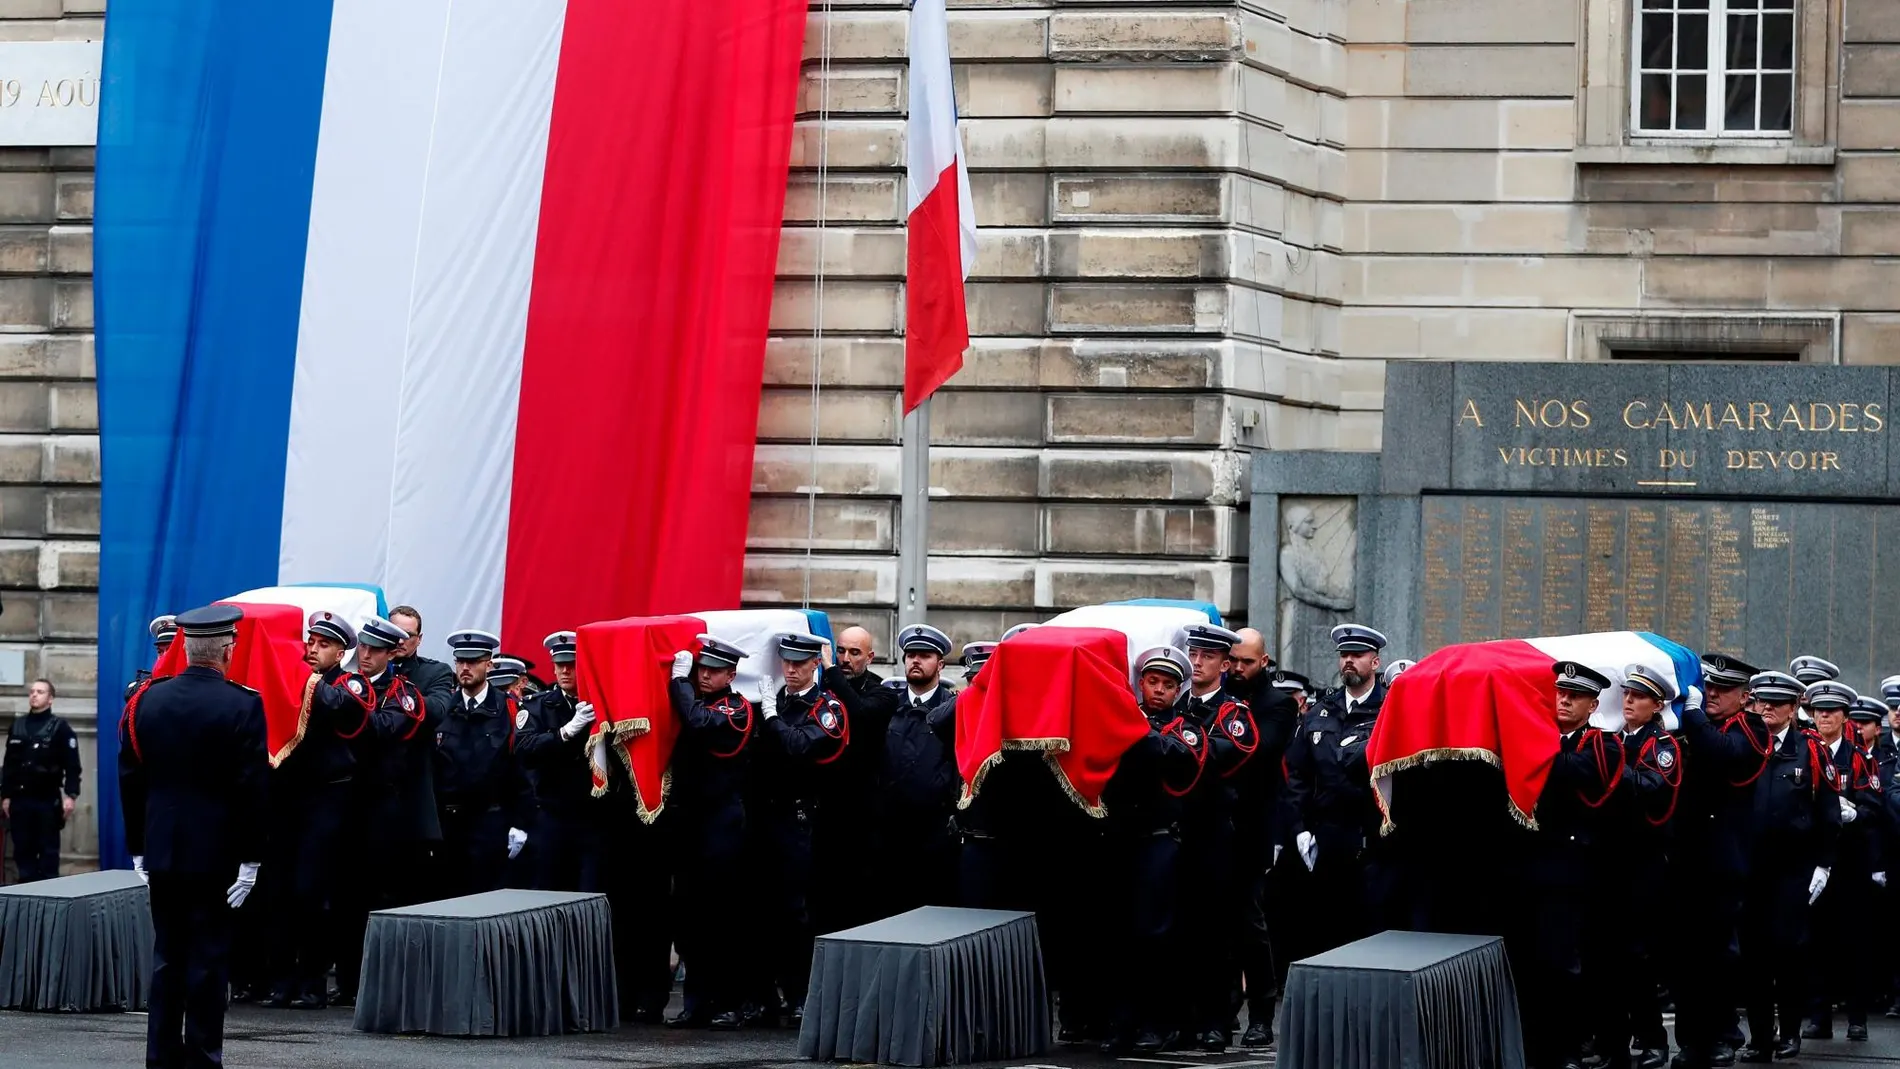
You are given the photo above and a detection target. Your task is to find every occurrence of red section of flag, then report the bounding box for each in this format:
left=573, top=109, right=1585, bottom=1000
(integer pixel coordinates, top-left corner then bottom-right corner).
left=500, top=0, right=808, bottom=656
left=955, top=626, right=1151, bottom=815
left=1366, top=637, right=1564, bottom=830
left=904, top=161, right=969, bottom=412
left=577, top=614, right=705, bottom=822
left=153, top=602, right=315, bottom=767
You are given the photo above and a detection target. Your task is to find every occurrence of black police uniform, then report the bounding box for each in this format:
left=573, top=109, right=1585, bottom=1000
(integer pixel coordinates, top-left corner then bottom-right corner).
left=118, top=662, right=269, bottom=1069
left=747, top=676, right=850, bottom=1021
left=1228, top=670, right=1298, bottom=1044
left=433, top=685, right=531, bottom=899
left=1738, top=725, right=1841, bottom=1058
left=394, top=652, right=457, bottom=719
left=1098, top=709, right=1205, bottom=1054
left=1520, top=724, right=1622, bottom=1069
left=1805, top=734, right=1882, bottom=1038
left=667, top=675, right=755, bottom=1027
left=264, top=664, right=374, bottom=1007
left=867, top=676, right=960, bottom=918
left=1172, top=684, right=1259, bottom=1048
left=1596, top=719, right=1681, bottom=1068
left=332, top=667, right=438, bottom=1003
left=1280, top=680, right=1386, bottom=958
left=516, top=685, right=602, bottom=891
left=1, top=705, right=80, bottom=882
left=804, top=666, right=901, bottom=936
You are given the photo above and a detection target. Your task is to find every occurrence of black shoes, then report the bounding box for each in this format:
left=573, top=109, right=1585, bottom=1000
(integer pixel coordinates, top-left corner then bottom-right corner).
left=1195, top=1029, right=1227, bottom=1052
left=1734, top=1045, right=1771, bottom=1065
left=1799, top=1021, right=1829, bottom=1040
left=1636, top=1048, right=1668, bottom=1069
left=708, top=1010, right=743, bottom=1030
left=666, top=1008, right=708, bottom=1028
left=1707, top=1043, right=1736, bottom=1067
left=1241, top=1020, right=1274, bottom=1048
left=289, top=993, right=325, bottom=1011
left=1772, top=1038, right=1800, bottom=1061
left=1848, top=1023, right=1869, bottom=1041
left=628, top=1007, right=660, bottom=1024
left=1133, top=1029, right=1173, bottom=1054
left=260, top=990, right=292, bottom=1009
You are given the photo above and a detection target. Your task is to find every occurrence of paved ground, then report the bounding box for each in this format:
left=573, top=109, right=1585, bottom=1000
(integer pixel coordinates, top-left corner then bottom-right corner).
left=7, top=1005, right=1900, bottom=1069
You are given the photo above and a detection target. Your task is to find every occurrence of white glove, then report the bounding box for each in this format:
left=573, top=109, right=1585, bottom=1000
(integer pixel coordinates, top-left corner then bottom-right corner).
left=227, top=862, right=259, bottom=909
left=1296, top=830, right=1318, bottom=871
left=1809, top=865, right=1830, bottom=905
left=507, top=827, right=528, bottom=860
left=1272, top=844, right=1283, bottom=868
left=1685, top=685, right=1704, bottom=713
left=1875, top=871, right=1888, bottom=888
left=1841, top=795, right=1859, bottom=823
left=760, top=690, right=779, bottom=721
left=560, top=701, right=597, bottom=741
left=671, top=650, right=693, bottom=679
left=132, top=856, right=148, bottom=885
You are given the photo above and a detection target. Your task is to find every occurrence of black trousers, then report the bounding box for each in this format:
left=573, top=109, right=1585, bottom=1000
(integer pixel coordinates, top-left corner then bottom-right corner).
left=1233, top=857, right=1275, bottom=1024
left=148, top=874, right=234, bottom=1069
left=1741, top=863, right=1812, bottom=1046
left=7, top=794, right=62, bottom=882
left=267, top=778, right=349, bottom=1000
left=1595, top=851, right=1669, bottom=1055
left=749, top=804, right=814, bottom=1010
left=1673, top=872, right=1744, bottom=1055
left=673, top=807, right=748, bottom=1015
left=602, top=814, right=673, bottom=1015
left=532, top=804, right=604, bottom=893
left=1808, top=867, right=1874, bottom=1028
left=435, top=804, right=508, bottom=901
left=332, top=838, right=431, bottom=1000
left=1105, top=831, right=1180, bottom=1040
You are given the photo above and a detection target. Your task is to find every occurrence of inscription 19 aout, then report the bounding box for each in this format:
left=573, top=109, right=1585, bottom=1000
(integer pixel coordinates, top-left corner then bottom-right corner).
left=1456, top=396, right=1884, bottom=486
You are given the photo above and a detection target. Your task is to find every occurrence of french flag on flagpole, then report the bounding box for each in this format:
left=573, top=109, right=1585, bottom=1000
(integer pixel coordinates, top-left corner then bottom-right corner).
left=904, top=0, right=977, bottom=412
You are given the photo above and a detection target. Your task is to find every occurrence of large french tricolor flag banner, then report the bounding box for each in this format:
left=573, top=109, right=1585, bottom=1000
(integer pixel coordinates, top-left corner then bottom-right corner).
left=91, top=0, right=806, bottom=865
left=1367, top=631, right=1701, bottom=831
left=904, top=0, right=976, bottom=411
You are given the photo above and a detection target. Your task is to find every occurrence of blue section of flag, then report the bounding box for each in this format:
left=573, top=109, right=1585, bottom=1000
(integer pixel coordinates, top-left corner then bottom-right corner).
left=1109, top=598, right=1222, bottom=625
left=1638, top=631, right=1705, bottom=721
left=799, top=609, right=835, bottom=644
left=94, top=0, right=334, bottom=867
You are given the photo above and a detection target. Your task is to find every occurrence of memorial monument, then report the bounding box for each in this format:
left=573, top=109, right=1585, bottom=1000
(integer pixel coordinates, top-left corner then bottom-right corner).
left=1251, top=362, right=1900, bottom=690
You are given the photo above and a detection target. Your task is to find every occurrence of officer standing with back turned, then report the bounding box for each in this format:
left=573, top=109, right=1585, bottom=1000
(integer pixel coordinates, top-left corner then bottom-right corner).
left=1, top=678, right=80, bottom=882
left=118, top=604, right=269, bottom=1069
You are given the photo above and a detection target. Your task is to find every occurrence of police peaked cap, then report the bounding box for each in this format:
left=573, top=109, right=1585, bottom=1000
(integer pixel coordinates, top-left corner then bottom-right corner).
left=1622, top=664, right=1675, bottom=702
left=1802, top=679, right=1857, bottom=711
left=148, top=614, right=178, bottom=648
left=694, top=635, right=748, bottom=669
left=1790, top=655, right=1840, bottom=685
left=1331, top=623, right=1387, bottom=653
left=306, top=611, right=356, bottom=650
left=898, top=624, right=952, bottom=656
left=1135, top=646, right=1190, bottom=682
left=962, top=641, right=997, bottom=668
left=1183, top=623, right=1242, bottom=652
left=489, top=656, right=527, bottom=685
left=1272, top=670, right=1313, bottom=694
left=358, top=616, right=407, bottom=650
left=542, top=631, right=578, bottom=664
left=1700, top=652, right=1759, bottom=688
left=1382, top=659, right=1415, bottom=685
left=778, top=632, right=825, bottom=662
left=447, top=629, right=501, bottom=662
left=174, top=604, right=242, bottom=638
left=1553, top=661, right=1612, bottom=695
left=1749, top=671, right=1803, bottom=704
left=1849, top=696, right=1888, bottom=723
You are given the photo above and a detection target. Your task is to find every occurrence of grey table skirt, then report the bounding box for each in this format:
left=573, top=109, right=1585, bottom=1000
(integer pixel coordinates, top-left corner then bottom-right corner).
left=1280, top=930, right=1526, bottom=1069
left=0, top=870, right=152, bottom=1012
left=798, top=906, right=1049, bottom=1067
left=353, top=889, right=618, bottom=1037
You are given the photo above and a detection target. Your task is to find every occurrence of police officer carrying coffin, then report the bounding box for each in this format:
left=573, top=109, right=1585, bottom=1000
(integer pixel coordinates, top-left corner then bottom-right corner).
left=1281, top=623, right=1387, bottom=957
left=1597, top=665, right=1682, bottom=1069
left=1, top=678, right=79, bottom=883
left=118, top=605, right=269, bottom=1069
left=1172, top=622, right=1259, bottom=1051
left=432, top=629, right=531, bottom=899
left=1098, top=646, right=1206, bottom=1057
left=1734, top=672, right=1841, bottom=1063
left=125, top=615, right=177, bottom=701
left=666, top=634, right=756, bottom=1030
left=515, top=630, right=601, bottom=892
left=261, top=612, right=376, bottom=1009
left=750, top=631, right=852, bottom=1025
left=1801, top=687, right=1885, bottom=1042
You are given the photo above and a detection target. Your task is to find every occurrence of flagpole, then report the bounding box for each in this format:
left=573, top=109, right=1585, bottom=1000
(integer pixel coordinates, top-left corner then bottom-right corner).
left=898, top=399, right=931, bottom=629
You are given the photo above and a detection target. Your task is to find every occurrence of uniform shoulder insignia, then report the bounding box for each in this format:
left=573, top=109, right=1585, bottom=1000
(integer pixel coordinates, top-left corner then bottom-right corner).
left=1182, top=727, right=1200, bottom=747
left=1655, top=745, right=1675, bottom=770
left=226, top=679, right=259, bottom=695
left=819, top=709, right=839, bottom=731
left=346, top=676, right=364, bottom=695
left=515, top=707, right=530, bottom=730
left=1825, top=761, right=1840, bottom=786
left=1228, top=716, right=1249, bottom=737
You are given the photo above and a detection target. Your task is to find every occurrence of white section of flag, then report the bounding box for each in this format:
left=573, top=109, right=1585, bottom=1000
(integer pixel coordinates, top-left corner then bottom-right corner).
left=905, top=0, right=976, bottom=277
left=1526, top=632, right=1685, bottom=732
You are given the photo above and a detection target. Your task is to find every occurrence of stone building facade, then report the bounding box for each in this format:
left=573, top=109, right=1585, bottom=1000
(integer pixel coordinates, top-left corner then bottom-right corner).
left=9, top=0, right=1900, bottom=866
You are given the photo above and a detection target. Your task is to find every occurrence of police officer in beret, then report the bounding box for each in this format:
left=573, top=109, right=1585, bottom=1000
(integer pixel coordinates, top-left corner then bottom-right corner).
left=667, top=635, right=756, bottom=1030
left=261, top=612, right=376, bottom=1009
left=1801, top=687, right=1884, bottom=1042
left=516, top=631, right=600, bottom=892
left=747, top=632, right=852, bottom=1026
left=1, top=678, right=80, bottom=884
left=429, top=629, right=530, bottom=900
left=1734, top=672, right=1841, bottom=1063
left=1098, top=646, right=1206, bottom=1057
left=125, top=615, right=177, bottom=701
left=1172, top=622, right=1259, bottom=1051
left=1596, top=664, right=1682, bottom=1069
left=1518, top=661, right=1622, bottom=1069
left=1281, top=623, right=1387, bottom=959
left=1670, top=653, right=1769, bottom=1068
left=118, top=605, right=269, bottom=1069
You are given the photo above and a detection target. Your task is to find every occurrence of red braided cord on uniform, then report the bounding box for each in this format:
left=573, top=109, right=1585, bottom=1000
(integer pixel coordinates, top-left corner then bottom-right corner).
left=393, top=680, right=426, bottom=741
left=506, top=694, right=519, bottom=753
left=332, top=673, right=375, bottom=740
left=1219, top=701, right=1260, bottom=779
left=812, top=693, right=850, bottom=766
left=1725, top=715, right=1774, bottom=787
left=708, top=695, right=753, bottom=759
left=1641, top=734, right=1683, bottom=827
left=120, top=678, right=158, bottom=764
left=1579, top=728, right=1625, bottom=809
left=1162, top=716, right=1208, bottom=799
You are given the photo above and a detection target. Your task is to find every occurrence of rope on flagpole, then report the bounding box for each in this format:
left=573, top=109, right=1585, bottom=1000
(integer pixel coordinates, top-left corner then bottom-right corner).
left=803, top=0, right=836, bottom=610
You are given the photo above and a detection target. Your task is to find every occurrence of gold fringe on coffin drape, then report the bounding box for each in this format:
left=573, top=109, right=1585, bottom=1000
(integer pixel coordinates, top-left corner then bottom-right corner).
left=268, top=674, right=322, bottom=769
left=957, top=737, right=1110, bottom=820
left=591, top=716, right=670, bottom=825
left=1368, top=746, right=1537, bottom=834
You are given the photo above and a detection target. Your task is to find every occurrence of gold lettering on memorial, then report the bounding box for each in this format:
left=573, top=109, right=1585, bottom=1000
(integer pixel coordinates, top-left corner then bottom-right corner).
left=1751, top=507, right=1790, bottom=551
left=1664, top=507, right=1705, bottom=636
left=1496, top=446, right=1631, bottom=467
left=1625, top=506, right=1663, bottom=633
left=1513, top=399, right=1591, bottom=429
left=1541, top=505, right=1583, bottom=636
left=1461, top=501, right=1499, bottom=641
left=1724, top=450, right=1841, bottom=472
left=1459, top=399, right=1484, bottom=428
left=1706, top=508, right=1744, bottom=652
left=1502, top=505, right=1539, bottom=638
left=1584, top=504, right=1622, bottom=634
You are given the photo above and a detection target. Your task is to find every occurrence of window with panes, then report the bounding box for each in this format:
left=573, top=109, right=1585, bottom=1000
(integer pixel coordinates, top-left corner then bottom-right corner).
left=1634, top=0, right=1795, bottom=136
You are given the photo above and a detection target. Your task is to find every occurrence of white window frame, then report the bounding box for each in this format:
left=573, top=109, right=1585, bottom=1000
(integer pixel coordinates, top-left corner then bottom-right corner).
left=1629, top=0, right=1796, bottom=140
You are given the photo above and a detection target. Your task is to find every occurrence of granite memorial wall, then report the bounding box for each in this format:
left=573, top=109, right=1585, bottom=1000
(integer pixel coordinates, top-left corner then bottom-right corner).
left=1251, top=362, right=1900, bottom=689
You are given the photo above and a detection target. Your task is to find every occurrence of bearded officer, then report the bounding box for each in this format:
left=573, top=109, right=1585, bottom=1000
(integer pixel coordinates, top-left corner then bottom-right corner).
left=431, top=629, right=531, bottom=899
left=870, top=624, right=960, bottom=917
left=1597, top=665, right=1681, bottom=1069
left=666, top=635, right=757, bottom=1030
left=118, top=605, right=268, bottom=1069
left=516, top=631, right=600, bottom=892
left=1734, top=673, right=1840, bottom=1063
left=261, top=612, right=376, bottom=1009
left=1224, top=627, right=1298, bottom=1048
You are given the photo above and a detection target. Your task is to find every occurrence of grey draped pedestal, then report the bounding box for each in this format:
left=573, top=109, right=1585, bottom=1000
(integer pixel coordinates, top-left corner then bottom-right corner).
left=0, top=870, right=152, bottom=1012
left=353, top=889, right=617, bottom=1037
left=1280, top=930, right=1526, bottom=1069
left=798, top=906, right=1048, bottom=1067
